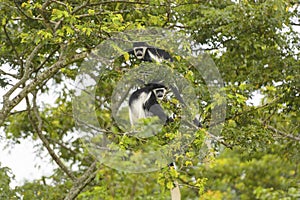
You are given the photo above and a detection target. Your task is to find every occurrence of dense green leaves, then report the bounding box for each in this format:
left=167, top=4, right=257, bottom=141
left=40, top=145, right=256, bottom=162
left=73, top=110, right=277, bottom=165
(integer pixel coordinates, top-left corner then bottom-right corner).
left=200, top=149, right=300, bottom=200
left=0, top=0, right=299, bottom=199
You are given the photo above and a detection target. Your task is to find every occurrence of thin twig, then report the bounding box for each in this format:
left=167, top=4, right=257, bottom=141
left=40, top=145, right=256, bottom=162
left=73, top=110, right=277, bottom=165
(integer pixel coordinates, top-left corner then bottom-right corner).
left=266, top=124, right=300, bottom=142
left=0, top=69, right=18, bottom=79
left=14, top=0, right=36, bottom=20
left=72, top=0, right=90, bottom=14
left=3, top=24, right=23, bottom=68
left=51, top=0, right=69, bottom=8
left=34, top=46, right=60, bottom=74
left=89, top=0, right=150, bottom=6
left=185, top=120, right=232, bottom=149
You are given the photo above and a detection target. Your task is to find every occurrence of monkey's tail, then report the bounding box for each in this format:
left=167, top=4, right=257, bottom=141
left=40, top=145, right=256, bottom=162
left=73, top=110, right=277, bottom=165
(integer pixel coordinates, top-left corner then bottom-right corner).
left=171, top=181, right=181, bottom=200
left=169, top=162, right=181, bottom=200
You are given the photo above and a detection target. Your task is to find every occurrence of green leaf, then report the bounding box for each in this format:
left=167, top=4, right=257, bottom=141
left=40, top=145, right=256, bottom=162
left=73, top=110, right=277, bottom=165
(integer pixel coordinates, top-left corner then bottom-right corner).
left=166, top=181, right=174, bottom=190
left=88, top=9, right=95, bottom=15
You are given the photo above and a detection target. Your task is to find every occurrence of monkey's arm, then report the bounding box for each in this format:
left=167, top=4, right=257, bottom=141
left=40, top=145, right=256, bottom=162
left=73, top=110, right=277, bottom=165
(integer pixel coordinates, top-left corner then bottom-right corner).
left=126, top=50, right=136, bottom=59
left=147, top=104, right=169, bottom=123
left=170, top=85, right=201, bottom=127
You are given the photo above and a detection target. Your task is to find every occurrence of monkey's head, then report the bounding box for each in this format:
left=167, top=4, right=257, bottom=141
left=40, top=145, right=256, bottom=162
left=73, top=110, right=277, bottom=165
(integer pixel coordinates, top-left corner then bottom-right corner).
left=145, top=83, right=167, bottom=100
left=153, top=88, right=166, bottom=100
left=133, top=42, right=150, bottom=59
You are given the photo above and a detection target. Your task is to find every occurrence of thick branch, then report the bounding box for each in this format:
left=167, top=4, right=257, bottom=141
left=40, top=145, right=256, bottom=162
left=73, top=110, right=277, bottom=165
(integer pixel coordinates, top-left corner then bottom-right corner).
left=0, top=52, right=87, bottom=126
left=29, top=93, right=76, bottom=181
left=64, top=161, right=98, bottom=200
left=3, top=43, right=43, bottom=105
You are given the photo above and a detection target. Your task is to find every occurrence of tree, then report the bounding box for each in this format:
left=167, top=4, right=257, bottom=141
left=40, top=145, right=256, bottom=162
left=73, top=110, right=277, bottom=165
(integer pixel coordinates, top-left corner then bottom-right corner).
left=0, top=0, right=299, bottom=199
left=0, top=164, right=17, bottom=199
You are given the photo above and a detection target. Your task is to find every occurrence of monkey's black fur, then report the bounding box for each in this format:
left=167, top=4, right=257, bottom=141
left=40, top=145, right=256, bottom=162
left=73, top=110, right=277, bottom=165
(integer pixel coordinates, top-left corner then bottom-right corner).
left=129, top=83, right=172, bottom=123
left=128, top=42, right=173, bottom=62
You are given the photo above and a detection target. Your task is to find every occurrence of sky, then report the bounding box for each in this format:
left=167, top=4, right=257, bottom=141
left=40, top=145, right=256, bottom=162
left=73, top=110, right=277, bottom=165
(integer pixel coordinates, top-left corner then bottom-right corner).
left=0, top=135, right=55, bottom=187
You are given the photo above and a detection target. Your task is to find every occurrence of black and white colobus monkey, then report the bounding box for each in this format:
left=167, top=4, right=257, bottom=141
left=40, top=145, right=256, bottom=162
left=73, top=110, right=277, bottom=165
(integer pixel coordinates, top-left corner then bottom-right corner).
left=128, top=82, right=180, bottom=200
left=129, top=42, right=173, bottom=62
left=129, top=82, right=173, bottom=126
left=127, top=42, right=181, bottom=200
left=128, top=42, right=201, bottom=128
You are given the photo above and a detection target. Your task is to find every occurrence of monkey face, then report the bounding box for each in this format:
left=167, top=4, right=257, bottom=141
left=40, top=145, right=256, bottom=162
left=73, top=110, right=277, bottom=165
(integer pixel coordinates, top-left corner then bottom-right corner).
left=153, top=88, right=166, bottom=100
left=133, top=47, right=147, bottom=59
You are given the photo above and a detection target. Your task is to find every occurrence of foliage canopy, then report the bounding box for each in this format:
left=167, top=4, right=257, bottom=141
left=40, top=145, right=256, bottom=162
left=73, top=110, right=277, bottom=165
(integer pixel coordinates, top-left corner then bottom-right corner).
left=0, top=0, right=299, bottom=199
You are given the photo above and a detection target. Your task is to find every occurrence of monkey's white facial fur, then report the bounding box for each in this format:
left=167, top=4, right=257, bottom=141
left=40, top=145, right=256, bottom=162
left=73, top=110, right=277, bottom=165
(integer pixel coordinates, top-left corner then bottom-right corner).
left=153, top=88, right=166, bottom=100
left=133, top=47, right=147, bottom=59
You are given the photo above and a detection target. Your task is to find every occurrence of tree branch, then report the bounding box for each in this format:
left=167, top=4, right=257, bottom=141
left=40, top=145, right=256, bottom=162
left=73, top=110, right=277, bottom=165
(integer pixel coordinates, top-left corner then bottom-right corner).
left=185, top=120, right=232, bottom=149
left=34, top=46, right=60, bottom=74
left=64, top=161, right=98, bottom=200
left=0, top=68, right=18, bottom=79
left=50, top=0, right=69, bottom=9
left=88, top=0, right=150, bottom=6
left=290, top=22, right=300, bottom=26
left=29, top=92, right=77, bottom=181
left=14, top=0, right=36, bottom=21
left=266, top=124, right=300, bottom=142
left=72, top=0, right=91, bottom=14
left=2, top=43, right=43, bottom=105
left=0, top=52, right=87, bottom=126
left=46, top=137, right=79, bottom=158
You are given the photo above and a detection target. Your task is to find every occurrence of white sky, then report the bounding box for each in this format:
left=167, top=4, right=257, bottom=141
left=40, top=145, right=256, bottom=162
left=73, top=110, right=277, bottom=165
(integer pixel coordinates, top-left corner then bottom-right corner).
left=0, top=135, right=55, bottom=188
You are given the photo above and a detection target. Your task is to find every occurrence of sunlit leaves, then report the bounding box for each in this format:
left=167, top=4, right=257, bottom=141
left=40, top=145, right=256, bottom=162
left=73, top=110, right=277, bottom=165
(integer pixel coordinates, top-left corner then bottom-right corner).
left=0, top=0, right=299, bottom=199
left=201, top=150, right=300, bottom=199
left=5, top=112, right=33, bottom=140
left=51, top=9, right=70, bottom=21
